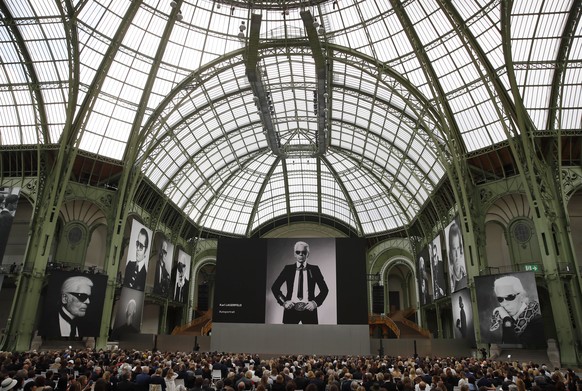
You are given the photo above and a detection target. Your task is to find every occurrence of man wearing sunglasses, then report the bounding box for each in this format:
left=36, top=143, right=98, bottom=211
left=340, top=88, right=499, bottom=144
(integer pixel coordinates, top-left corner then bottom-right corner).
left=489, top=275, right=544, bottom=344
left=47, top=275, right=94, bottom=337
left=153, top=239, right=172, bottom=296
left=123, top=228, right=149, bottom=291
left=173, top=259, right=190, bottom=303
left=271, top=241, right=329, bottom=324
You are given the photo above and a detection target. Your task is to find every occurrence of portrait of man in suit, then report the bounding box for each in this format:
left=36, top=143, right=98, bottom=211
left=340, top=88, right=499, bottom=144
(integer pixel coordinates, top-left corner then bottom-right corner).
left=40, top=272, right=106, bottom=338
left=451, top=288, right=475, bottom=344
left=123, top=227, right=149, bottom=291
left=173, top=251, right=190, bottom=303
left=417, top=252, right=430, bottom=306
left=59, top=276, right=92, bottom=337
left=430, top=237, right=446, bottom=299
left=271, top=240, right=329, bottom=324
left=153, top=238, right=172, bottom=297
left=446, top=217, right=467, bottom=293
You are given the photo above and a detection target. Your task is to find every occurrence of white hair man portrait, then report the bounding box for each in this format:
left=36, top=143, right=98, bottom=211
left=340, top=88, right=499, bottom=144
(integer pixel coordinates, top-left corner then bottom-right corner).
left=44, top=275, right=94, bottom=337
left=488, top=274, right=545, bottom=345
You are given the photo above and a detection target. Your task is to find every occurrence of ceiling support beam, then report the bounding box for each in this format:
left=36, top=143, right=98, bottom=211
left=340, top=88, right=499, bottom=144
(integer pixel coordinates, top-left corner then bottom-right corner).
left=300, top=10, right=328, bottom=156
left=245, top=13, right=284, bottom=158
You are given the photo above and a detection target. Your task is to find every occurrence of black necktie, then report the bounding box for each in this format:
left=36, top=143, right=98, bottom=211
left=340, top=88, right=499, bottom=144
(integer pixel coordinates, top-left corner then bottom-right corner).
left=297, top=265, right=304, bottom=300
left=60, top=308, right=77, bottom=337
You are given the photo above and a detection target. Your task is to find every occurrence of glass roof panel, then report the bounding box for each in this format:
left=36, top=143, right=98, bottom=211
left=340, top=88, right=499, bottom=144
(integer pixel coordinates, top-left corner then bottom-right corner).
left=511, top=1, right=571, bottom=132
left=0, top=2, right=72, bottom=145
left=2, top=0, right=579, bottom=236
left=559, top=60, right=582, bottom=132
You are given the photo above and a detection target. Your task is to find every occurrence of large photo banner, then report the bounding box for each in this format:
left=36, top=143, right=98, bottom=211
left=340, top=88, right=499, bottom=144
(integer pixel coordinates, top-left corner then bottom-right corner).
left=111, top=288, right=145, bottom=338
left=475, top=271, right=545, bottom=345
left=114, top=220, right=153, bottom=338
left=152, top=235, right=175, bottom=297
left=430, top=235, right=446, bottom=299
left=172, top=249, right=191, bottom=303
left=122, top=221, right=153, bottom=291
left=445, top=216, right=467, bottom=293
left=0, top=187, right=21, bottom=264
left=39, top=271, right=107, bottom=338
left=451, top=288, right=475, bottom=345
left=266, top=238, right=337, bottom=325
left=213, top=238, right=367, bottom=325
left=416, top=246, right=431, bottom=306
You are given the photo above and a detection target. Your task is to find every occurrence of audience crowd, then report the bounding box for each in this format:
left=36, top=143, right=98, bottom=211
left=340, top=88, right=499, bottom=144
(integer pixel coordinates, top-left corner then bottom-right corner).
left=0, top=349, right=579, bottom=391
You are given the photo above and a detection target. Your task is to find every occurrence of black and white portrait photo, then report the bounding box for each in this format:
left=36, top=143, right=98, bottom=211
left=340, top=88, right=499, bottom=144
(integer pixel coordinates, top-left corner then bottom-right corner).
left=0, top=187, right=21, bottom=263
left=266, top=238, right=337, bottom=325
left=430, top=235, right=446, bottom=299
left=173, top=249, right=191, bottom=303
left=152, top=236, right=174, bottom=297
left=112, top=287, right=145, bottom=339
left=39, top=271, right=107, bottom=338
left=122, top=220, right=153, bottom=291
left=451, top=288, right=475, bottom=345
left=416, top=246, right=431, bottom=306
left=446, top=217, right=467, bottom=293
left=475, top=271, right=545, bottom=345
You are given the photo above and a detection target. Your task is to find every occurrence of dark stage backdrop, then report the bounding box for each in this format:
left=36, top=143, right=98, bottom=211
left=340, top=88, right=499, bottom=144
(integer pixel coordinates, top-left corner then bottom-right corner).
left=39, top=271, right=107, bottom=338
left=213, top=237, right=368, bottom=325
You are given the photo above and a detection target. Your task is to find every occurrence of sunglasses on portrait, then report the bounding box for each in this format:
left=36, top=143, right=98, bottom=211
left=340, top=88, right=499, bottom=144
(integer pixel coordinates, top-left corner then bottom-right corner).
left=67, top=292, right=91, bottom=302
left=497, top=293, right=519, bottom=303
left=295, top=250, right=308, bottom=255
left=136, top=240, right=146, bottom=250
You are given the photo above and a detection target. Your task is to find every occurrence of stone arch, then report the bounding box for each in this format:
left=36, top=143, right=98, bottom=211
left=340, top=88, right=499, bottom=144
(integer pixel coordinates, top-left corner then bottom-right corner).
left=192, top=256, right=216, bottom=312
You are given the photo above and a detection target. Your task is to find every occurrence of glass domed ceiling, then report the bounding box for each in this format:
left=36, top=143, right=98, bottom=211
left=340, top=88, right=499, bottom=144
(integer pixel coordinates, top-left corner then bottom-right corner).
left=0, top=0, right=580, bottom=236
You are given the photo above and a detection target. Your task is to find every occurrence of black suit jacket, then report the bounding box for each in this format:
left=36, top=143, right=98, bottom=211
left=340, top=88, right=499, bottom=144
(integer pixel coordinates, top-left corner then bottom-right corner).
left=174, top=279, right=190, bottom=302
left=153, top=260, right=171, bottom=296
left=42, top=307, right=92, bottom=337
left=271, top=263, right=328, bottom=306
left=123, top=261, right=147, bottom=291
left=42, top=310, right=66, bottom=337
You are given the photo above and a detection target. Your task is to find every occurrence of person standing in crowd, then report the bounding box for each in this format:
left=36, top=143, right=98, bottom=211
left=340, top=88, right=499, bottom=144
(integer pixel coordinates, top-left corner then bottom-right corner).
left=271, top=241, right=329, bottom=324
left=165, top=368, right=179, bottom=391
left=150, top=368, right=167, bottom=391
left=123, top=228, right=149, bottom=291
left=489, top=275, right=544, bottom=344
